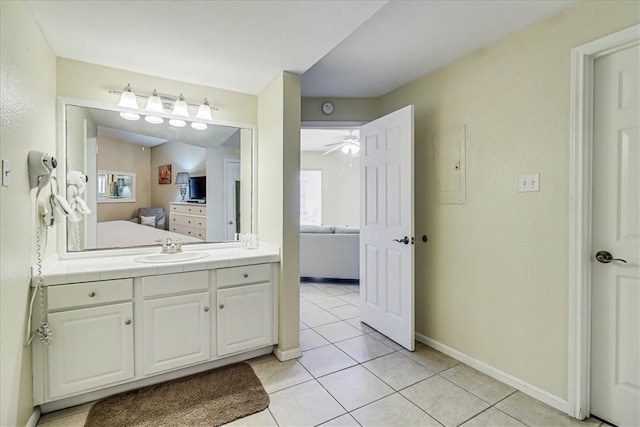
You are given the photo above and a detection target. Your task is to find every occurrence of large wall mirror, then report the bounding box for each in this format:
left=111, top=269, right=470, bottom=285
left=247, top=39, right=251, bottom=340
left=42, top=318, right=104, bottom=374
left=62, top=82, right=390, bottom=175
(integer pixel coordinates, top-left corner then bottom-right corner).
left=63, top=100, right=254, bottom=253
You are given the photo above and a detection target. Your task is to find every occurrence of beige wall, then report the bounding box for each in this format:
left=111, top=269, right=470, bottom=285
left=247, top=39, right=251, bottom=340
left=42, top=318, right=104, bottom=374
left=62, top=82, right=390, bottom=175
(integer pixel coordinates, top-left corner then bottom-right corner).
left=302, top=97, right=378, bottom=123
left=300, top=151, right=359, bottom=226
left=377, top=0, right=639, bottom=400
left=258, top=72, right=301, bottom=355
left=0, top=1, right=57, bottom=425
left=96, top=136, right=151, bottom=222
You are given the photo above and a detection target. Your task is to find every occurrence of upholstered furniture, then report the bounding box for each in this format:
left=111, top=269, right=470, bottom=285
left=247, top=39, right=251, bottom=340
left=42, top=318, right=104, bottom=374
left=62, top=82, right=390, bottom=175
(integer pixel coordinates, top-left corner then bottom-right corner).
left=299, top=225, right=359, bottom=280
left=131, top=207, right=166, bottom=230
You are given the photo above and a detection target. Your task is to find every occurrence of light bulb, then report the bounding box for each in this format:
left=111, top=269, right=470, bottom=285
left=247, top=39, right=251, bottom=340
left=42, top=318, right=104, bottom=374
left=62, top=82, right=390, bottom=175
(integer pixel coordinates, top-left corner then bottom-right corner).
left=352, top=144, right=360, bottom=154
left=169, top=119, right=186, bottom=127
left=195, top=98, right=213, bottom=121
left=117, top=84, right=139, bottom=109
left=120, top=112, right=140, bottom=121
left=191, top=122, right=208, bottom=130
left=145, top=89, right=164, bottom=114
left=341, top=145, right=350, bottom=154
left=172, top=94, right=190, bottom=118
left=145, top=115, right=164, bottom=124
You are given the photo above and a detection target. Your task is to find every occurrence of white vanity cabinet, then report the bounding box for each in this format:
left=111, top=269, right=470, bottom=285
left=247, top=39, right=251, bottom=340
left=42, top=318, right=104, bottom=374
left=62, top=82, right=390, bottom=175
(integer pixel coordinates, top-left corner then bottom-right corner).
left=44, top=279, right=134, bottom=400
left=216, top=264, right=274, bottom=356
left=141, top=271, right=211, bottom=375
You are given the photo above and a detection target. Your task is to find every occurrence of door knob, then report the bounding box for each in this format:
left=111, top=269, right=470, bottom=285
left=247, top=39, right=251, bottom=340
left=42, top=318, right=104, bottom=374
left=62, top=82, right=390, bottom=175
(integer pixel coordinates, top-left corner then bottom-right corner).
left=595, top=251, right=627, bottom=264
left=393, top=236, right=409, bottom=245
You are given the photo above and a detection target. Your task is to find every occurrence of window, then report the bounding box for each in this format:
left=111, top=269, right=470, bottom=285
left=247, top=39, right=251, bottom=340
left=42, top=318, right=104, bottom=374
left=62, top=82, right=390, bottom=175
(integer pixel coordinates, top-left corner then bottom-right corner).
left=300, top=170, right=322, bottom=225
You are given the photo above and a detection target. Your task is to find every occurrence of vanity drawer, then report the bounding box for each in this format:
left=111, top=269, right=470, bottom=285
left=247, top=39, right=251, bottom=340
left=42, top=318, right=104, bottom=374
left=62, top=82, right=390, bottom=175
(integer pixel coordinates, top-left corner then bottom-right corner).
left=142, top=271, right=208, bottom=298
left=171, top=214, right=205, bottom=229
left=48, top=279, right=133, bottom=311
left=171, top=204, right=206, bottom=216
left=170, top=225, right=206, bottom=239
left=217, top=264, right=271, bottom=288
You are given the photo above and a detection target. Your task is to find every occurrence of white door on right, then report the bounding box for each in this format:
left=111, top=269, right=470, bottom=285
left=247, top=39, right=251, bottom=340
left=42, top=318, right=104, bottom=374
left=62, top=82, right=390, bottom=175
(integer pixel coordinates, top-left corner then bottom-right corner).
left=359, top=105, right=415, bottom=351
left=591, top=42, right=640, bottom=427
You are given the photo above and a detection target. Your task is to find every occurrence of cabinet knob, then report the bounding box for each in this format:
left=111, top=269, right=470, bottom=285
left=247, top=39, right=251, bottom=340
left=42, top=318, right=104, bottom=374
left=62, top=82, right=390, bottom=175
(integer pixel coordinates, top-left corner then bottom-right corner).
left=124, top=319, right=131, bottom=325
left=204, top=307, right=210, bottom=312
left=243, top=273, right=249, bottom=278
left=88, top=291, right=96, bottom=297
left=219, top=304, right=224, bottom=309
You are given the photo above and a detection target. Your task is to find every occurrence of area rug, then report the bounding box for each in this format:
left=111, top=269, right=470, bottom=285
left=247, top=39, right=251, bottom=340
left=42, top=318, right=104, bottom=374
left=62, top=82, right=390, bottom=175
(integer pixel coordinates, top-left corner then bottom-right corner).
left=84, top=363, right=269, bottom=427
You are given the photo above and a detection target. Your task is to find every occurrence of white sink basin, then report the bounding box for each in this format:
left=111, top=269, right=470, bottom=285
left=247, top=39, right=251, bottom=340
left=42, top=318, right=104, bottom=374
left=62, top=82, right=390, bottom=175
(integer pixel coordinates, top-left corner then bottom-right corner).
left=133, top=252, right=209, bottom=264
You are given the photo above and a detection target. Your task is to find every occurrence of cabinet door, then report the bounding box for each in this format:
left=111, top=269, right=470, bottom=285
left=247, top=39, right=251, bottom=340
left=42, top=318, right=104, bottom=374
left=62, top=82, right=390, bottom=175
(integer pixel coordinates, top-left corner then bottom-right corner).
left=47, top=302, right=134, bottom=399
left=143, top=292, right=210, bottom=375
left=217, top=283, right=273, bottom=356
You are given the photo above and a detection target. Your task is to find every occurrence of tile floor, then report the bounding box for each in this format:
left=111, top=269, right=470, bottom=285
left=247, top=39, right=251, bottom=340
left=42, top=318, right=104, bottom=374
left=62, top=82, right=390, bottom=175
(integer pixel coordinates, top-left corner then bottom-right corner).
left=38, top=281, right=609, bottom=427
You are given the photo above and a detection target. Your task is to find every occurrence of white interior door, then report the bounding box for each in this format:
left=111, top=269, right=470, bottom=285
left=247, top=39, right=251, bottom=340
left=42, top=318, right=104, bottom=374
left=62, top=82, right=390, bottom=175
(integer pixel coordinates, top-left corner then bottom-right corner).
left=224, top=159, right=240, bottom=240
left=591, top=43, right=639, bottom=427
left=359, top=105, right=414, bottom=351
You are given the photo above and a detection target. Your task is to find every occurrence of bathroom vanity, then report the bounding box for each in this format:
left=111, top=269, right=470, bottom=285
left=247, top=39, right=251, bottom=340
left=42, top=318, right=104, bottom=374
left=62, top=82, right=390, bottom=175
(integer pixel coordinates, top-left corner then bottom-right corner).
left=31, top=244, right=279, bottom=412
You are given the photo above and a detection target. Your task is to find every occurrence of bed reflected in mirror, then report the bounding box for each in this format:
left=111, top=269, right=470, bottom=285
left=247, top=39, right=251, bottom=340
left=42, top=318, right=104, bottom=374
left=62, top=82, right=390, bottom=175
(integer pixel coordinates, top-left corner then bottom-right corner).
left=64, top=102, right=254, bottom=253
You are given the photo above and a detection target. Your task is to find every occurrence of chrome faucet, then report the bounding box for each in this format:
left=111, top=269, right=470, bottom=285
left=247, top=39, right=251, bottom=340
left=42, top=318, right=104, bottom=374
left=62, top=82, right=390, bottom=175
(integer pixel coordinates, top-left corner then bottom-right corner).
left=161, top=238, right=182, bottom=254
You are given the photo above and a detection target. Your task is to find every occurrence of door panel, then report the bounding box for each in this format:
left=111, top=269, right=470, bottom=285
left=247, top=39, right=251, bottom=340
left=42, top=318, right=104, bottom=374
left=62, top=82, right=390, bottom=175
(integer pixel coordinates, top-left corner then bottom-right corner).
left=591, top=43, right=640, bottom=427
left=360, top=105, right=415, bottom=351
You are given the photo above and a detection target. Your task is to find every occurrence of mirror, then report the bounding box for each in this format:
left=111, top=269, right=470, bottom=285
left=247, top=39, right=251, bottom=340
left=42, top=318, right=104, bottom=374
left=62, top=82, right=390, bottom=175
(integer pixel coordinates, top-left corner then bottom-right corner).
left=64, top=101, right=254, bottom=252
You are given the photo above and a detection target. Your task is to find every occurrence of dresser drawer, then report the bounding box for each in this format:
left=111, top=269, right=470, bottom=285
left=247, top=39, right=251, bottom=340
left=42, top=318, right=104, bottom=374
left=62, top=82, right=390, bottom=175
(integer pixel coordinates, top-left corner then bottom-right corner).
left=48, top=279, right=133, bottom=311
left=170, top=225, right=206, bottom=239
left=217, top=264, right=271, bottom=289
left=142, top=271, right=208, bottom=298
left=171, top=214, right=205, bottom=229
left=171, top=204, right=206, bottom=216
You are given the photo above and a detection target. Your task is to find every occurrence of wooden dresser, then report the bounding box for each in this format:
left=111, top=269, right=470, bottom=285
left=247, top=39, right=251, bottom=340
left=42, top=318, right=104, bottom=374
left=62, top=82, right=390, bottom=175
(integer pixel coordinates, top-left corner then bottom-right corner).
left=169, top=202, right=207, bottom=239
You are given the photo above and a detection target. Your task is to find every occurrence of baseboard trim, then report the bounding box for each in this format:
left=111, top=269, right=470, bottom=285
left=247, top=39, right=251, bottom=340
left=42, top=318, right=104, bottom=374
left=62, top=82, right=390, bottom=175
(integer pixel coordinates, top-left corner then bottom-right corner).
left=274, top=346, right=302, bottom=361
left=26, top=407, right=40, bottom=427
left=415, top=333, right=569, bottom=414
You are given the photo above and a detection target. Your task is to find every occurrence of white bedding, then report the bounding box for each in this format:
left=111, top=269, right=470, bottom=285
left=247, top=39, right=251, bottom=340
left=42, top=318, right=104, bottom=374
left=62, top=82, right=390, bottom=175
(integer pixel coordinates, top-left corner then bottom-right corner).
left=96, top=220, right=202, bottom=249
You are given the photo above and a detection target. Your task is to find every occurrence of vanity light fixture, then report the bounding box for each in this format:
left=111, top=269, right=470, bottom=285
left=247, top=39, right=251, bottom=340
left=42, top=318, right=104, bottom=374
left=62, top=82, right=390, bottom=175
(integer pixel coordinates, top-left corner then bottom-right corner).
left=175, top=172, right=190, bottom=201
left=169, top=94, right=189, bottom=128
left=110, top=87, right=220, bottom=128
left=117, top=84, right=141, bottom=121
left=191, top=98, right=212, bottom=130
left=144, top=89, right=165, bottom=124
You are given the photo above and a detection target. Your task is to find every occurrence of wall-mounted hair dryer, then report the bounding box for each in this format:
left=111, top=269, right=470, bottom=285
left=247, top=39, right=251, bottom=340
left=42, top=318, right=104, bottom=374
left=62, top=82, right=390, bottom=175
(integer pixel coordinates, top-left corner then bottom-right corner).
left=28, top=150, right=57, bottom=189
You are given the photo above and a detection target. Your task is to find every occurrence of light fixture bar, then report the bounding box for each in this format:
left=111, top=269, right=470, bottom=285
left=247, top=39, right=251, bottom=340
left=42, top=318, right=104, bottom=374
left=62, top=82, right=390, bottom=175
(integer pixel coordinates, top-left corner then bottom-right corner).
left=108, top=89, right=220, bottom=111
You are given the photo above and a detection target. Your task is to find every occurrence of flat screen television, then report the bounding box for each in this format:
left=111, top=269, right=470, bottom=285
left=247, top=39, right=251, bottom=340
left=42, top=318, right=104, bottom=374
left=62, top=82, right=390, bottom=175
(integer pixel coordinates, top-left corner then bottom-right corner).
left=189, top=176, right=206, bottom=201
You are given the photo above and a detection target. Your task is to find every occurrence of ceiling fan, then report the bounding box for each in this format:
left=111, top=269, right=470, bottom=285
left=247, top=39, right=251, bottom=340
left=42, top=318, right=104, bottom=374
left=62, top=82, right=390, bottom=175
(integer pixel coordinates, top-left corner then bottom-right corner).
left=322, top=130, right=360, bottom=156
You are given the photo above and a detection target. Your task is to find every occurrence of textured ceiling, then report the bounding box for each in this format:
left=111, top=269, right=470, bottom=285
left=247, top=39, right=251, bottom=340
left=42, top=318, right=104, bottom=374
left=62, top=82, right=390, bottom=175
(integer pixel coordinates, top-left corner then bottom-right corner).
left=25, top=0, right=579, bottom=98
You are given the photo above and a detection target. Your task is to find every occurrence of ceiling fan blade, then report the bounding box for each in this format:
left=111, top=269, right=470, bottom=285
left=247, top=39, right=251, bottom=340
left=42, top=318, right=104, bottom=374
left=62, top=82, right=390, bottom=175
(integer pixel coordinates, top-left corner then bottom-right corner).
left=323, top=141, right=344, bottom=147
left=322, top=143, right=346, bottom=155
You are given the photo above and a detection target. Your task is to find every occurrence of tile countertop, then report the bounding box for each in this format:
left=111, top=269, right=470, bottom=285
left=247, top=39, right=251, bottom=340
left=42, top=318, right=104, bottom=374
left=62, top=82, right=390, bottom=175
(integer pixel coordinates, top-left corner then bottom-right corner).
left=32, top=242, right=281, bottom=286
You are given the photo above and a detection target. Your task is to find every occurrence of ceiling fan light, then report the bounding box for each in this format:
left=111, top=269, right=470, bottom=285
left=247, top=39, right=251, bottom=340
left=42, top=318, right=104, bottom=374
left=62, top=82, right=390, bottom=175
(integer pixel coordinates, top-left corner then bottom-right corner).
left=119, top=111, right=140, bottom=121
left=172, top=94, right=190, bottom=118
left=195, top=98, right=213, bottom=121
left=145, top=115, right=164, bottom=125
left=352, top=144, right=360, bottom=154
left=117, top=84, right=139, bottom=109
left=341, top=145, right=351, bottom=154
left=169, top=118, right=186, bottom=127
left=145, top=89, right=164, bottom=114
left=191, top=122, right=208, bottom=130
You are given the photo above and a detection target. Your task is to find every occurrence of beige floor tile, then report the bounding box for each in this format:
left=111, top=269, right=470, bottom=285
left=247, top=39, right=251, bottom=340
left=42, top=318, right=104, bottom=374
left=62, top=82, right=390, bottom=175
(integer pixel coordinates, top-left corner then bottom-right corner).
left=300, top=320, right=309, bottom=330
left=326, top=304, right=360, bottom=320
left=337, top=292, right=361, bottom=305
left=38, top=411, right=88, bottom=427
left=268, top=380, right=345, bottom=426
left=320, top=414, right=361, bottom=426
left=322, top=285, right=355, bottom=297
left=368, top=331, right=405, bottom=350
left=363, top=352, right=435, bottom=390
left=401, top=376, right=490, bottom=427
left=351, top=393, right=441, bottom=427
left=401, top=342, right=459, bottom=372
left=251, top=358, right=313, bottom=393
left=335, top=334, right=394, bottom=363
left=461, top=408, right=526, bottom=427
left=313, top=296, right=352, bottom=309
left=300, top=309, right=341, bottom=327
left=496, top=392, right=594, bottom=427
left=223, top=408, right=278, bottom=426
left=345, top=318, right=376, bottom=333
left=298, top=345, right=357, bottom=377
left=300, top=299, right=320, bottom=313
left=318, top=365, right=394, bottom=411
left=38, top=402, right=94, bottom=425
left=441, top=364, right=516, bottom=404
left=300, top=328, right=331, bottom=351
left=314, top=321, right=364, bottom=342
left=301, top=289, right=333, bottom=301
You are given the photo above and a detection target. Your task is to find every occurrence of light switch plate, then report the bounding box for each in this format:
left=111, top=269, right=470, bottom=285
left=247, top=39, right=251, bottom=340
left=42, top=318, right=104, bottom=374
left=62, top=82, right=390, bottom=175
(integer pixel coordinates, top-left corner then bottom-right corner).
left=1, top=159, right=9, bottom=187
left=519, top=173, right=539, bottom=192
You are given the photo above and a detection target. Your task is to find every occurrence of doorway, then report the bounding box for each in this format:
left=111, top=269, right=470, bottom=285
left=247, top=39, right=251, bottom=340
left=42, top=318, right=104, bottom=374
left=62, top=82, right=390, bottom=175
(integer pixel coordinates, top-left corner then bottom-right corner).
left=568, top=25, right=639, bottom=425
